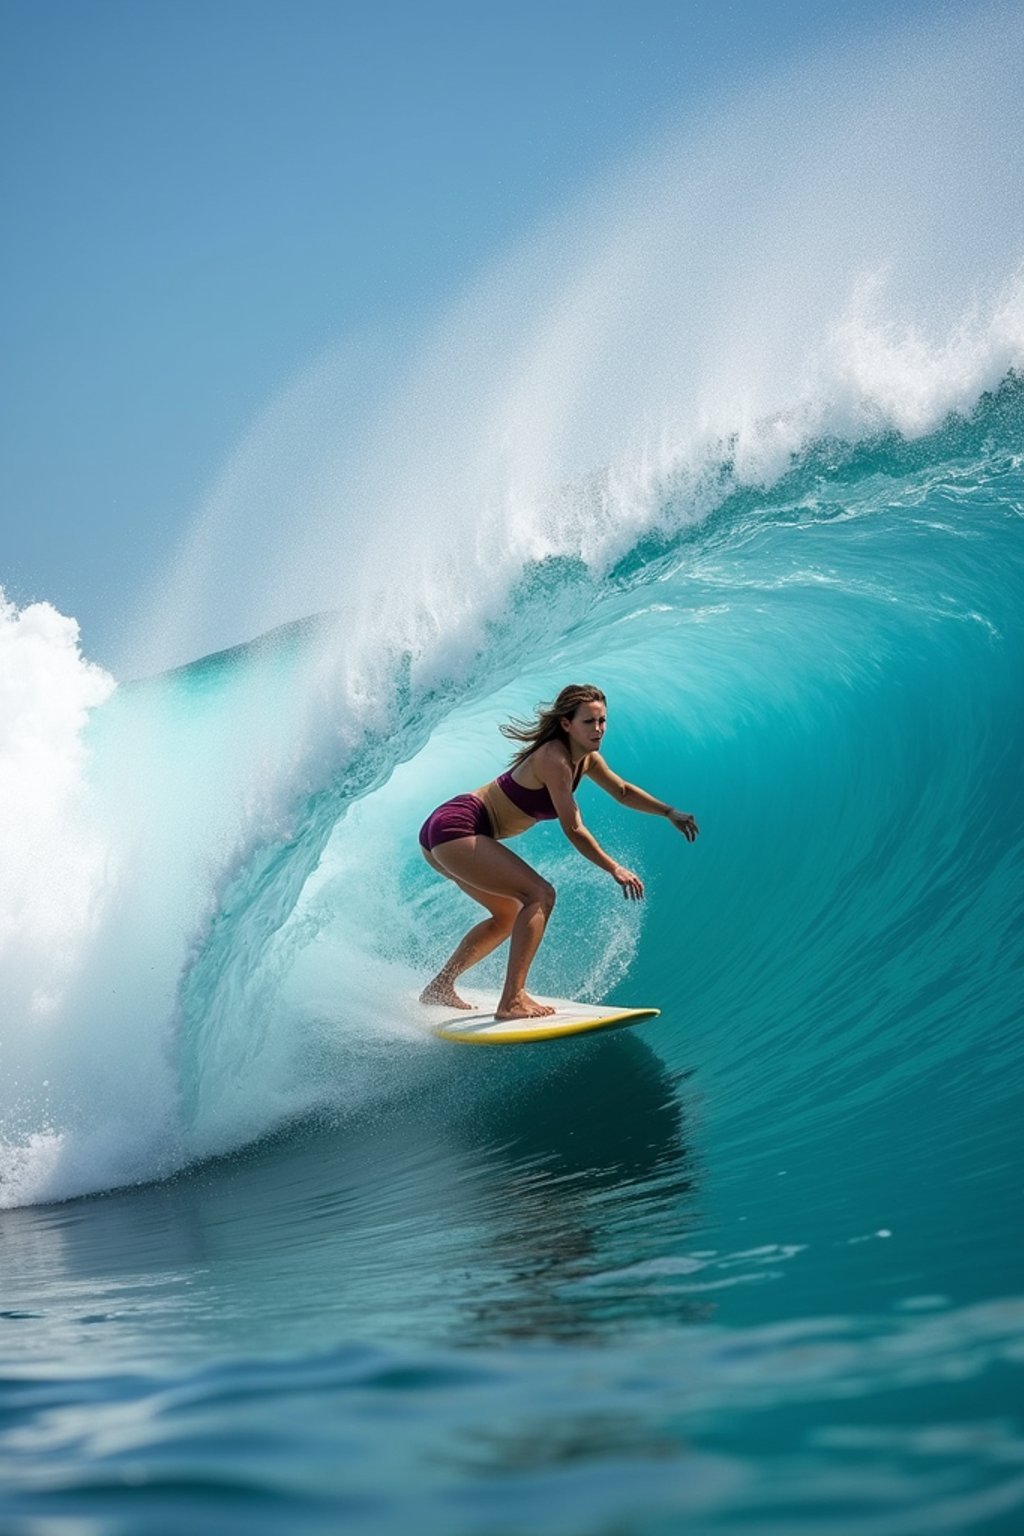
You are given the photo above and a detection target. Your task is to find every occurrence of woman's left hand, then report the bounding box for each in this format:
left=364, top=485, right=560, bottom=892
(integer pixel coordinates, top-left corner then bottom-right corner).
left=611, top=864, right=645, bottom=900
left=668, top=809, right=699, bottom=842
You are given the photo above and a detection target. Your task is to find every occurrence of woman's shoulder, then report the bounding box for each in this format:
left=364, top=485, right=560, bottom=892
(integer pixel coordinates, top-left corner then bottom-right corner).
left=533, top=741, right=581, bottom=777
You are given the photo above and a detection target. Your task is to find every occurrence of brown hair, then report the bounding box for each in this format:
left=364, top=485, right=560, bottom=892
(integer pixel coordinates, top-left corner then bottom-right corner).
left=500, top=684, right=607, bottom=768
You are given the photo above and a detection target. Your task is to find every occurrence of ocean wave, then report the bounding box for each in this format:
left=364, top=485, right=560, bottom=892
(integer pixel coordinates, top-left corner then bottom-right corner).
left=2, top=367, right=1022, bottom=1208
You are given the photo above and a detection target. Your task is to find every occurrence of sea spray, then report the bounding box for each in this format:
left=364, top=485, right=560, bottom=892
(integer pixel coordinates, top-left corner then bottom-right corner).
left=0, top=593, right=115, bottom=1023
left=135, top=7, right=1024, bottom=674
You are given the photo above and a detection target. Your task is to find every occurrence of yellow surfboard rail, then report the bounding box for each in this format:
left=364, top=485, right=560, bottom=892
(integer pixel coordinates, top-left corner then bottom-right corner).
left=432, top=1005, right=660, bottom=1046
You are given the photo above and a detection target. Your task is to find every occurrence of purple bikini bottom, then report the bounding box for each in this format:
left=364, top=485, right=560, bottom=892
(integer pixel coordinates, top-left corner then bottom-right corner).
left=419, top=793, right=494, bottom=851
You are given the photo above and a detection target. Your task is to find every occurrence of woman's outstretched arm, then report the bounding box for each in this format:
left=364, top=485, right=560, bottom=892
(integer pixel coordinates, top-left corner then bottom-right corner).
left=585, top=754, right=699, bottom=842
left=538, top=747, right=645, bottom=899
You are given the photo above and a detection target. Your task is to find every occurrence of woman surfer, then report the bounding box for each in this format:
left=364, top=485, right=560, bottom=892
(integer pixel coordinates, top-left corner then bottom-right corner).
left=418, top=684, right=699, bottom=1020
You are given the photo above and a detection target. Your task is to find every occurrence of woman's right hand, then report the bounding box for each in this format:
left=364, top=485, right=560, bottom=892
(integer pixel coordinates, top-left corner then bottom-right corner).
left=668, top=808, right=699, bottom=841
left=612, top=865, right=645, bottom=900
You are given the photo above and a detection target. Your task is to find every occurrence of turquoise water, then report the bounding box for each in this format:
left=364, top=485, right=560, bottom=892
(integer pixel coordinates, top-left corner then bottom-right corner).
left=2, top=372, right=1023, bottom=1532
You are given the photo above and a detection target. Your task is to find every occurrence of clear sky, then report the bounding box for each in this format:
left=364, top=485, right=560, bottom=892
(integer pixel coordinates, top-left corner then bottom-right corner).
left=1, top=0, right=953, bottom=667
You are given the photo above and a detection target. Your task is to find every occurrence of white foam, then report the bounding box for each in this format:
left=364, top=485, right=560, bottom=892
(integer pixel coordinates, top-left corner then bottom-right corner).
left=0, top=590, right=354, bottom=1206
left=0, top=592, right=115, bottom=1019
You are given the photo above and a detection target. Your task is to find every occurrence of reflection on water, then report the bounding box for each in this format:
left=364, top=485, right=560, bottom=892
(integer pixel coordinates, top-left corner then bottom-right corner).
left=0, top=1035, right=698, bottom=1368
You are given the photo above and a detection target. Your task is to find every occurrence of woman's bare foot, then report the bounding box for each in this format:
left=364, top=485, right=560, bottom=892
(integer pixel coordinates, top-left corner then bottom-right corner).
left=419, top=978, right=474, bottom=1010
left=495, top=991, right=556, bottom=1020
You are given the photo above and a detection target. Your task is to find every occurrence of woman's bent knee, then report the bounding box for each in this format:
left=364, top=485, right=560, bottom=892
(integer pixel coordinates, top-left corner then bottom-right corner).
left=529, top=880, right=556, bottom=915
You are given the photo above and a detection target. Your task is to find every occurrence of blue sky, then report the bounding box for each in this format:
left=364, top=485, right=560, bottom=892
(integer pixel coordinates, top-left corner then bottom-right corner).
left=1, top=0, right=951, bottom=667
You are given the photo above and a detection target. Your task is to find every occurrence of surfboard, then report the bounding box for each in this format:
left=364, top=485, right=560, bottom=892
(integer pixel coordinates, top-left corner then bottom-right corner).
left=430, top=997, right=660, bottom=1046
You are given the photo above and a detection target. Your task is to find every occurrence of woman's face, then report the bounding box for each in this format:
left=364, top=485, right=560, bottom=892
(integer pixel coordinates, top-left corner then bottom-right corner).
left=562, top=699, right=607, bottom=755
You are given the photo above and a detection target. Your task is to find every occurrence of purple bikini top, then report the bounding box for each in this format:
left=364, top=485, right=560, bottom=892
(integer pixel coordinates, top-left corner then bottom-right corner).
left=496, top=752, right=584, bottom=822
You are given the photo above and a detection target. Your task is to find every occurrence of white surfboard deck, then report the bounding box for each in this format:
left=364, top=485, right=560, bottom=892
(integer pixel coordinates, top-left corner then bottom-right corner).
left=429, top=996, right=660, bottom=1046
